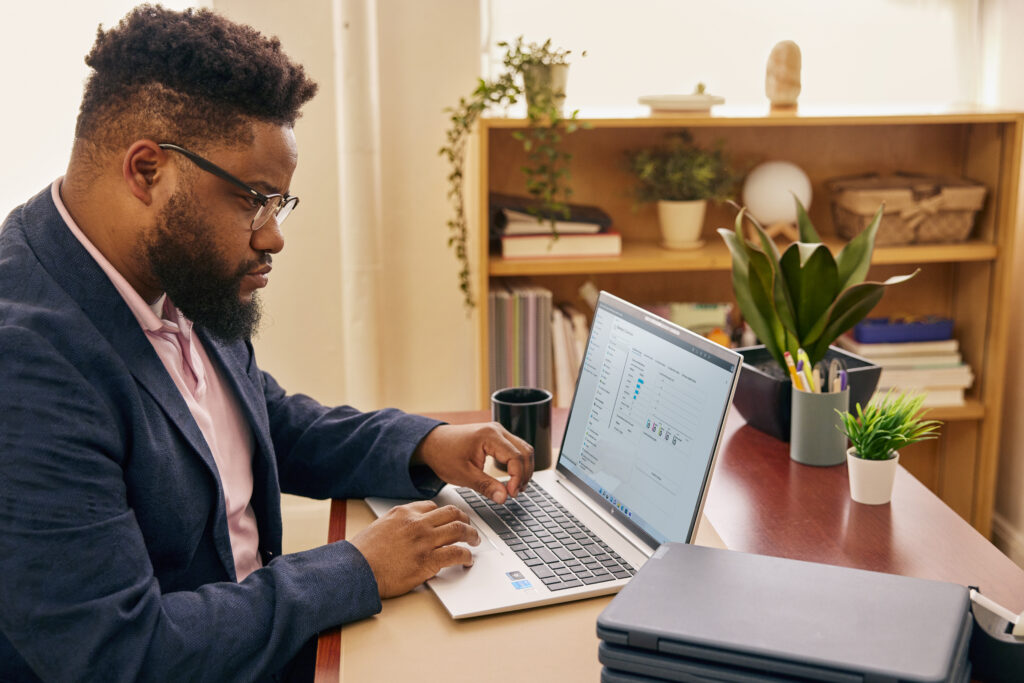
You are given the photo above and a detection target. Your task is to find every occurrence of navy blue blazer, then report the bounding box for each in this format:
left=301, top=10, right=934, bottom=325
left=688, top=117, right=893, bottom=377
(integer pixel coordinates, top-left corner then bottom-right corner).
left=0, top=187, right=444, bottom=681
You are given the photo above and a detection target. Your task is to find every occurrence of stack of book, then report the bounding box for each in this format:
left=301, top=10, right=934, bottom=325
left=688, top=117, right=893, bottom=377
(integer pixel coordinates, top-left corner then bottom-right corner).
left=550, top=304, right=589, bottom=407
left=835, top=334, right=972, bottom=407
left=487, top=284, right=554, bottom=396
left=490, top=193, right=621, bottom=259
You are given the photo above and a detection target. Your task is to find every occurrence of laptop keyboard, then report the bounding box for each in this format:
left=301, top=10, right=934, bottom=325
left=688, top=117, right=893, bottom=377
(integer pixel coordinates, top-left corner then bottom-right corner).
left=455, top=482, right=637, bottom=592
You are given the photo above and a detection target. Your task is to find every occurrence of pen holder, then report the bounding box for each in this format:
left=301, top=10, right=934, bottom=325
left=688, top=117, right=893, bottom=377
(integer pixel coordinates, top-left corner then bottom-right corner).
left=790, top=387, right=849, bottom=467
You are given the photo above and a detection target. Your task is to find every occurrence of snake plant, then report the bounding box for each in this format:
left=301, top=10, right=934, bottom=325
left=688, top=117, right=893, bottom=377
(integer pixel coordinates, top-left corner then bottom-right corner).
left=718, top=199, right=918, bottom=371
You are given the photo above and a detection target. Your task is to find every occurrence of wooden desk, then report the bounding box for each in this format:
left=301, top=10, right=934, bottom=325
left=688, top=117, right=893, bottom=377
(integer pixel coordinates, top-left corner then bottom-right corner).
left=315, top=410, right=1024, bottom=682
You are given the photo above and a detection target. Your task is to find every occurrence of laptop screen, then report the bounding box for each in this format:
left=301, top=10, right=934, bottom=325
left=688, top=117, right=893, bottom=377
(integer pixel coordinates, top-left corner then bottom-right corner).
left=556, top=292, right=742, bottom=548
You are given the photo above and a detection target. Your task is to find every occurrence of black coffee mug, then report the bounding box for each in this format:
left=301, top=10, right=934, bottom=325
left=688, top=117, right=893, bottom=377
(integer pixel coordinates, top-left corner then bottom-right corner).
left=491, top=387, right=553, bottom=471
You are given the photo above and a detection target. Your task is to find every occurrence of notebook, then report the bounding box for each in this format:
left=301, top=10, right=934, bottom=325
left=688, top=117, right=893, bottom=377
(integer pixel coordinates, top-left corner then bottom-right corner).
left=597, top=543, right=973, bottom=682
left=367, top=291, right=743, bottom=618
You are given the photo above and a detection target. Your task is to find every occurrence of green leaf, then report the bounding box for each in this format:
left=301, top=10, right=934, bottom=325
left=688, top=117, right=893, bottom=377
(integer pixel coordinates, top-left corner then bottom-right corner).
left=795, top=197, right=822, bottom=243
left=778, top=243, right=840, bottom=341
left=805, top=271, right=919, bottom=363
left=719, top=227, right=785, bottom=365
left=836, top=203, right=884, bottom=289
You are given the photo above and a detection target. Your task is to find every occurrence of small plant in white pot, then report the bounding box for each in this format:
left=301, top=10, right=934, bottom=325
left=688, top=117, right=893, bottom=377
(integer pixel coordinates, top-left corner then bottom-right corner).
left=627, top=131, right=738, bottom=250
left=836, top=391, right=942, bottom=505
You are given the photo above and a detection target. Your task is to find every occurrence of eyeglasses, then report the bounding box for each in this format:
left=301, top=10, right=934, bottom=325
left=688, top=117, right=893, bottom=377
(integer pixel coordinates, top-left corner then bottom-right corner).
left=158, top=143, right=299, bottom=231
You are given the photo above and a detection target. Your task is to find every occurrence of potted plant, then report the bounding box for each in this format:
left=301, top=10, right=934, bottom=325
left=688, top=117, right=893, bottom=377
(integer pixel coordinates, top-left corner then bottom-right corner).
left=627, top=130, right=739, bottom=249
left=717, top=200, right=919, bottom=440
left=440, top=37, right=585, bottom=309
left=837, top=391, right=942, bottom=504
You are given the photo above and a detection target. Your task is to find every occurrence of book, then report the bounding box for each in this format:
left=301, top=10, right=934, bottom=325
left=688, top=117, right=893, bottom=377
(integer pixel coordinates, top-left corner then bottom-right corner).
left=875, top=386, right=966, bottom=408
left=563, top=304, right=589, bottom=373
left=878, top=365, right=974, bottom=389
left=501, top=210, right=604, bottom=236
left=835, top=333, right=959, bottom=358
left=871, top=352, right=963, bottom=369
left=489, top=192, right=612, bottom=239
left=550, top=308, right=575, bottom=408
left=500, top=232, right=622, bottom=259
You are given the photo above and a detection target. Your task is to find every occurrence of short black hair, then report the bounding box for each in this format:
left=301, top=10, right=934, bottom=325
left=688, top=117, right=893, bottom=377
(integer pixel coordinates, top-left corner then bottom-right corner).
left=75, top=4, right=318, bottom=152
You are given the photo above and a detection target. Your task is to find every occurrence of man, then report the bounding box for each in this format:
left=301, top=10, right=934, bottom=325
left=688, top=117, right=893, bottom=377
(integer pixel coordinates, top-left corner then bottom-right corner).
left=0, top=6, right=532, bottom=681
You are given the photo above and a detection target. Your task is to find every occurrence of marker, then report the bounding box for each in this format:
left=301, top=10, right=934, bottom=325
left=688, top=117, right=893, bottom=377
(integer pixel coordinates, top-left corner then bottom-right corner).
left=783, top=351, right=801, bottom=388
left=797, top=348, right=815, bottom=392
left=794, top=360, right=807, bottom=391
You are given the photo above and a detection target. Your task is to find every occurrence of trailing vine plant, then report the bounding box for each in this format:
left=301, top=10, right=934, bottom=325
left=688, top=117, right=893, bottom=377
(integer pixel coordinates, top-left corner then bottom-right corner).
left=440, top=37, right=585, bottom=310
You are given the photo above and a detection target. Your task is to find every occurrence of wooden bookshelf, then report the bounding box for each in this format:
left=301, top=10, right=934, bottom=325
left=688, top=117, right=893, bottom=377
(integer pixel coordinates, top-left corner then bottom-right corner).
left=471, top=107, right=1024, bottom=536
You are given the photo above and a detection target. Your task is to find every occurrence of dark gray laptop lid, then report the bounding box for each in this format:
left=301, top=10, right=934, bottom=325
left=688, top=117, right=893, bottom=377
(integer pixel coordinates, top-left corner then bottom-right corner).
left=597, top=543, right=970, bottom=682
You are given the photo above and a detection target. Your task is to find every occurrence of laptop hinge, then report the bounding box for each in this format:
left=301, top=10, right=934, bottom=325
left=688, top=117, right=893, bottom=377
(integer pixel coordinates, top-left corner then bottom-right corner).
left=555, top=478, right=655, bottom=558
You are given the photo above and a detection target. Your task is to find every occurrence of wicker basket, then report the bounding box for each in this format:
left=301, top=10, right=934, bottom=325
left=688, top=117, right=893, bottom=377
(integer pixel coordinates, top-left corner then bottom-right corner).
left=829, top=174, right=986, bottom=245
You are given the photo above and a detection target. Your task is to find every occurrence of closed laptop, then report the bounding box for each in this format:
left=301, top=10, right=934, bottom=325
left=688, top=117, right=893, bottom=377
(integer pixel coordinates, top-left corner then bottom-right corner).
left=597, top=543, right=972, bottom=683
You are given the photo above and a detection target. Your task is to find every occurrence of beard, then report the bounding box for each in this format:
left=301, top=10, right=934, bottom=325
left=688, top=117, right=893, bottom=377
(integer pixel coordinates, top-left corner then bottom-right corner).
left=143, top=191, right=266, bottom=342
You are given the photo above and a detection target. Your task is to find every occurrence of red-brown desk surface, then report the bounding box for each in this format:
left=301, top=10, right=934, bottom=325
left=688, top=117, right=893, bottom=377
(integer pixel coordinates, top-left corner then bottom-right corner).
left=315, top=409, right=1024, bottom=681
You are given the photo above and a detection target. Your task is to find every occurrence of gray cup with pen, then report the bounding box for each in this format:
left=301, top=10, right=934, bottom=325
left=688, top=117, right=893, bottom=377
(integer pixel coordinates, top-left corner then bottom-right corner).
left=790, top=384, right=850, bottom=467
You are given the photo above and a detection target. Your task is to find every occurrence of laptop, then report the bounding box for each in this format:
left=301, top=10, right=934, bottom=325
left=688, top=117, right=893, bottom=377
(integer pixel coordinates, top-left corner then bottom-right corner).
left=367, top=291, right=743, bottom=618
left=596, top=543, right=973, bottom=682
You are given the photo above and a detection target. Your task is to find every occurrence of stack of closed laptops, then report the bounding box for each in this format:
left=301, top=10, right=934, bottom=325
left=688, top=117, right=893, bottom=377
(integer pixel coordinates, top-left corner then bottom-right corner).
left=596, top=543, right=973, bottom=682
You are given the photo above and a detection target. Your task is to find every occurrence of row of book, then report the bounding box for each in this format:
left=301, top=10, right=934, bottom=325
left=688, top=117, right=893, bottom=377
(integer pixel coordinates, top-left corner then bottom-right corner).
left=487, top=284, right=589, bottom=408
left=836, top=333, right=973, bottom=407
left=488, top=285, right=554, bottom=396
left=490, top=193, right=622, bottom=259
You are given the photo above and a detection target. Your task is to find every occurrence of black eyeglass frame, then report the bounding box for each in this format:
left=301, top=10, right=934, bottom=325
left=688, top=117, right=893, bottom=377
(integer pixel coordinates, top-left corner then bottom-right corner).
left=158, top=143, right=299, bottom=230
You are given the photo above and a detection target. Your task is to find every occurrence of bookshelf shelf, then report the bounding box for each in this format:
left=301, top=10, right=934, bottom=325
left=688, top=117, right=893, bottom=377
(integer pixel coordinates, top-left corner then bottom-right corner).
left=473, top=108, right=1023, bottom=536
left=489, top=239, right=998, bottom=277
left=926, top=400, right=985, bottom=422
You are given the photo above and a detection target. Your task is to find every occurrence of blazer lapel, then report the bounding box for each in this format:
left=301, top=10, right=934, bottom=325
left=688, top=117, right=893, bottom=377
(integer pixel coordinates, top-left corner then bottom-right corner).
left=198, top=332, right=283, bottom=554
left=23, top=190, right=239, bottom=578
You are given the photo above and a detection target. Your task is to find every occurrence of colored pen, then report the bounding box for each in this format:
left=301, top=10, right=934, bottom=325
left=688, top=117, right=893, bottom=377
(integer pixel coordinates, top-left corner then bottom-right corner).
left=783, top=351, right=801, bottom=388
left=839, top=369, right=848, bottom=391
left=794, top=360, right=806, bottom=391
left=797, top=348, right=815, bottom=392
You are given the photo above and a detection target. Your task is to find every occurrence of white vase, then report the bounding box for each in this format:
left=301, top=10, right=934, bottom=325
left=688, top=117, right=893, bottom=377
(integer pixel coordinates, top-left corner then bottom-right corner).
left=847, top=448, right=899, bottom=505
left=656, top=199, right=707, bottom=249
left=523, top=63, right=569, bottom=116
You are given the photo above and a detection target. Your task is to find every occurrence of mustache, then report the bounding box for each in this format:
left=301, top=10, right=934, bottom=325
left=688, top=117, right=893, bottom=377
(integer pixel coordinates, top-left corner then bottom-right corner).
left=237, top=253, right=273, bottom=276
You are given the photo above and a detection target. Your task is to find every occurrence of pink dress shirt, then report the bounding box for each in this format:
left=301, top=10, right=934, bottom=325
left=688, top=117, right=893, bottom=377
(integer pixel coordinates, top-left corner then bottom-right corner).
left=52, top=179, right=263, bottom=581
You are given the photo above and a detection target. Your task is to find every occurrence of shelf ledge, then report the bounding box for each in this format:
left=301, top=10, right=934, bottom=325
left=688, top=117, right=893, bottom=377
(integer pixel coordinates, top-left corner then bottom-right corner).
left=488, top=240, right=997, bottom=277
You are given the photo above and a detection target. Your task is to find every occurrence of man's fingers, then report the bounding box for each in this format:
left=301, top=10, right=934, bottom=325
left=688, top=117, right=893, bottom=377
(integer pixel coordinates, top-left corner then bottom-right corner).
left=400, top=499, right=439, bottom=514
left=423, top=503, right=471, bottom=527
left=434, top=520, right=479, bottom=548
left=432, top=543, right=475, bottom=569
left=471, top=471, right=509, bottom=504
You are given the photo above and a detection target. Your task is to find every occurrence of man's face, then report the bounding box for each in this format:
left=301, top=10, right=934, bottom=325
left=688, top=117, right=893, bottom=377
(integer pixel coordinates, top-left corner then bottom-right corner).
left=142, top=123, right=298, bottom=341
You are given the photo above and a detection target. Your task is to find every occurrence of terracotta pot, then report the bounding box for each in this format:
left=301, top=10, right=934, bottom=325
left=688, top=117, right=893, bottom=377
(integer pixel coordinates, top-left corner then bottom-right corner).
left=847, top=448, right=899, bottom=505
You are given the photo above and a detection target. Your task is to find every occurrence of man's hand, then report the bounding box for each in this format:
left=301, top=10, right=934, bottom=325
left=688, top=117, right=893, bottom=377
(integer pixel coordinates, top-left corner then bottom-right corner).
left=413, top=422, right=534, bottom=504
left=350, top=501, right=479, bottom=598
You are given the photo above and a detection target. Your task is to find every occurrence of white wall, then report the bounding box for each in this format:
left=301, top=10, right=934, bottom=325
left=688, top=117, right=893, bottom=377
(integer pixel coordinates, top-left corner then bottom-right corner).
left=484, top=0, right=976, bottom=110
left=0, top=0, right=199, bottom=218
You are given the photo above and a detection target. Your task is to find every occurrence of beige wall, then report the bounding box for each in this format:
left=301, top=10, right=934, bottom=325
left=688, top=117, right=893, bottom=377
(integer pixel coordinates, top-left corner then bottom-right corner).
left=214, top=0, right=480, bottom=414
left=987, top=0, right=1024, bottom=565
left=214, top=0, right=349, bottom=407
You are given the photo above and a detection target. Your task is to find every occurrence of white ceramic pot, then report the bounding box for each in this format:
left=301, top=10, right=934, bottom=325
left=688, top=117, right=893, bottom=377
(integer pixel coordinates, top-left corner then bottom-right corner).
left=847, top=448, right=899, bottom=505
left=656, top=199, right=707, bottom=249
left=523, top=63, right=569, bottom=115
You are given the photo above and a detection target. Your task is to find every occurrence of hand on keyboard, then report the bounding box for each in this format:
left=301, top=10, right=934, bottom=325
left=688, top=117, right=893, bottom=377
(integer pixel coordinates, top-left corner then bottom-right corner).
left=410, top=422, right=535, bottom=503
left=351, top=500, right=481, bottom=598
